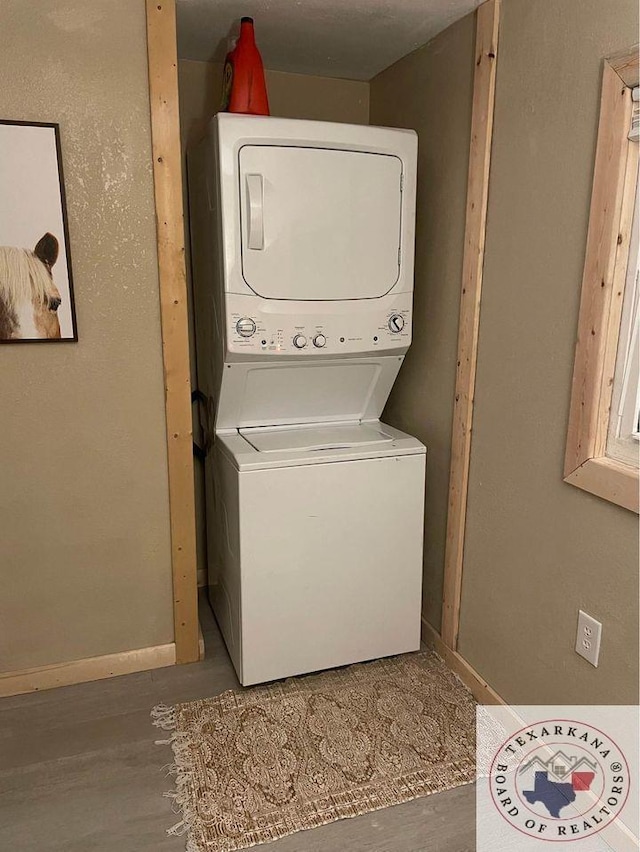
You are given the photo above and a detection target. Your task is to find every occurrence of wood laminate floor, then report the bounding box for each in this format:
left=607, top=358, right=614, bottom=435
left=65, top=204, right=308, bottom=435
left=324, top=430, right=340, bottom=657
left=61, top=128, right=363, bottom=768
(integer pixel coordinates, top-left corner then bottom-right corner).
left=0, top=597, right=475, bottom=852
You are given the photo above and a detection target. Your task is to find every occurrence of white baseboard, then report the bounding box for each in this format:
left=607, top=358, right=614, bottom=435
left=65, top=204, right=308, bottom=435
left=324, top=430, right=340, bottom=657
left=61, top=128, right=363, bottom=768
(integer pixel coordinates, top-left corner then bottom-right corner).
left=0, top=642, right=177, bottom=697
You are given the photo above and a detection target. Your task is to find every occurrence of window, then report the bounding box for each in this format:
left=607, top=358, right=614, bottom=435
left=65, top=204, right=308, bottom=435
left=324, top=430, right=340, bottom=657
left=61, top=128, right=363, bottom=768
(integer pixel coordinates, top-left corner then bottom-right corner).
left=564, top=47, right=639, bottom=513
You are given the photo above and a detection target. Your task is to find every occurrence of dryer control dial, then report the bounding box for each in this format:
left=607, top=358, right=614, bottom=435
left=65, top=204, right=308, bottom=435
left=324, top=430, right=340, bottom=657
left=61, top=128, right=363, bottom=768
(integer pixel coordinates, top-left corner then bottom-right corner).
left=388, top=313, right=405, bottom=333
left=236, top=317, right=257, bottom=338
left=293, top=334, right=307, bottom=349
left=313, top=333, right=327, bottom=348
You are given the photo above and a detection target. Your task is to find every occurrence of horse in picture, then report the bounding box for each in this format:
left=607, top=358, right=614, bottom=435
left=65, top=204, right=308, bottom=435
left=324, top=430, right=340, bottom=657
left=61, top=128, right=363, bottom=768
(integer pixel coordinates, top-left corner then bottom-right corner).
left=0, top=233, right=62, bottom=340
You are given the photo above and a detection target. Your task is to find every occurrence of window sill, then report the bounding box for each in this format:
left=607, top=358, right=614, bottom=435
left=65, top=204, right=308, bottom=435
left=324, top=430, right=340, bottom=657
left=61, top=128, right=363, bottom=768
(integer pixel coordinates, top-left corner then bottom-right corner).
left=564, top=455, right=639, bottom=513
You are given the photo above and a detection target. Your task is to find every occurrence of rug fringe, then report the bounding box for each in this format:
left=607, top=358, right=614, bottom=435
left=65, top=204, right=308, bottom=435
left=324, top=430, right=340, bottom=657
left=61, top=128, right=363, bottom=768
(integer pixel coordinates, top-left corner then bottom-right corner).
left=168, top=818, right=188, bottom=836
left=162, top=761, right=179, bottom=776
left=151, top=702, right=177, bottom=731
left=152, top=702, right=203, bottom=850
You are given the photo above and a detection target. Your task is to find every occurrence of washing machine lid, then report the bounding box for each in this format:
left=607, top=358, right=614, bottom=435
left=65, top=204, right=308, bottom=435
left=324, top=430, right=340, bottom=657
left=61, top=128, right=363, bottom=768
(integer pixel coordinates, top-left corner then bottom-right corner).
left=238, top=145, right=403, bottom=301
left=239, top=422, right=394, bottom=453
left=218, top=421, right=426, bottom=471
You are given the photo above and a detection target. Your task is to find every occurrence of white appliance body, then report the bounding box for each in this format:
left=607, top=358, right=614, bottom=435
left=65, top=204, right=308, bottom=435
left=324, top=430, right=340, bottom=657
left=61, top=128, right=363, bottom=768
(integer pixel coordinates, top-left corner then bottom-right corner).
left=189, top=114, right=425, bottom=685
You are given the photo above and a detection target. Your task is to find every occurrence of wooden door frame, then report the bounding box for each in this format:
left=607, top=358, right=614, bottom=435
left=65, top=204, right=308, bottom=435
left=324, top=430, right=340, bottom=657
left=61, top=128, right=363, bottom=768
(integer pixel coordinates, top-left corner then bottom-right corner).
left=146, top=0, right=199, bottom=664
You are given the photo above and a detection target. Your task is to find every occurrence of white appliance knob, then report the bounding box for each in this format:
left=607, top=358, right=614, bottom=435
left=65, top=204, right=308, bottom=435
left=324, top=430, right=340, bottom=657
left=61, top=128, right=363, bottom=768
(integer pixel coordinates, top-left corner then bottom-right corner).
left=313, top=333, right=327, bottom=348
left=388, top=313, right=405, bottom=333
left=236, top=317, right=257, bottom=337
left=293, top=334, right=307, bottom=349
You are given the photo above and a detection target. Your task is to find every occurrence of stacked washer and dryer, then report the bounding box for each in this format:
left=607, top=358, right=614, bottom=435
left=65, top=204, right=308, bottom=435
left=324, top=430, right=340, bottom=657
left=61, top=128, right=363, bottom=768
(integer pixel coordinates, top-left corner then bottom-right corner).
left=188, top=114, right=425, bottom=686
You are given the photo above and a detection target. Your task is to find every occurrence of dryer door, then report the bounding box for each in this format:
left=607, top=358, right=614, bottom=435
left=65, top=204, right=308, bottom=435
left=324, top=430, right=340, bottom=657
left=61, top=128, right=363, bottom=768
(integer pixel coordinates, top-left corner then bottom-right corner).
left=238, top=145, right=403, bottom=301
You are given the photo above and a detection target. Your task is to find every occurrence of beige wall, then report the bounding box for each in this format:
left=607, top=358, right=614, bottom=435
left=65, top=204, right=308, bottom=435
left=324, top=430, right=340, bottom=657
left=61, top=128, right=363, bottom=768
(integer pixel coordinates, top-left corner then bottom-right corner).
left=178, top=59, right=370, bottom=584
left=0, top=0, right=174, bottom=672
left=370, top=16, right=475, bottom=628
left=458, top=0, right=639, bottom=703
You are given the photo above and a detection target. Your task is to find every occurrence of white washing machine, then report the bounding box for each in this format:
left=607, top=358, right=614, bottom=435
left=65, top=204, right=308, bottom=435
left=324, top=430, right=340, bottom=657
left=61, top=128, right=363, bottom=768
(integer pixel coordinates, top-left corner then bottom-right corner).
left=188, top=114, right=426, bottom=685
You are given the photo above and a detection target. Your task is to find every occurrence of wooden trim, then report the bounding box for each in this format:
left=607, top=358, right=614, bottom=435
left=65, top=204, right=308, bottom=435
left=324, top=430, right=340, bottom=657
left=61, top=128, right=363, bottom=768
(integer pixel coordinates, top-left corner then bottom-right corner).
left=564, top=64, right=631, bottom=474
left=609, top=42, right=640, bottom=88
left=0, top=643, right=176, bottom=698
left=565, top=456, right=639, bottom=513
left=564, top=56, right=639, bottom=514
left=421, top=617, right=505, bottom=705
left=146, top=0, right=200, bottom=662
left=441, top=0, right=501, bottom=650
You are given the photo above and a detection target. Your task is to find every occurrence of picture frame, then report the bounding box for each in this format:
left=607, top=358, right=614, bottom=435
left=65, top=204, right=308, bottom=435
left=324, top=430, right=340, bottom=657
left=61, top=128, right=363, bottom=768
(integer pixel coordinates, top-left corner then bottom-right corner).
left=0, top=119, right=78, bottom=342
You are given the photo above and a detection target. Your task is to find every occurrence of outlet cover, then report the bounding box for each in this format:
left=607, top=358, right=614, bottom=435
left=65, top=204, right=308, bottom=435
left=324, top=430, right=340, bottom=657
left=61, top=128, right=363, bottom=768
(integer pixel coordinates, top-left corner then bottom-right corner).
left=575, top=610, right=602, bottom=667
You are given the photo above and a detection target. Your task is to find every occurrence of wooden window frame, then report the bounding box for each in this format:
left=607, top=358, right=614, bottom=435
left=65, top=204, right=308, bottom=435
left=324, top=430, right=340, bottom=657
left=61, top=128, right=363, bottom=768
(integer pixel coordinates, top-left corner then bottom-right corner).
left=564, top=47, right=639, bottom=515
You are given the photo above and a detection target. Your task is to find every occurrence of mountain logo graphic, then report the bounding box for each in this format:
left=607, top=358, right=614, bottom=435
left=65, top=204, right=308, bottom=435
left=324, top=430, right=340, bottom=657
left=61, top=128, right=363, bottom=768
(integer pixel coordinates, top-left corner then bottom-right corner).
left=520, top=750, right=598, bottom=783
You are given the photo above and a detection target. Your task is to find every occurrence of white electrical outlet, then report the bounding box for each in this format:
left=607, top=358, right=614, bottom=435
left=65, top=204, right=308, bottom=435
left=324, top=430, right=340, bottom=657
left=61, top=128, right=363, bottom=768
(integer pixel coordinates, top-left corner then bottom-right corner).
left=575, top=610, right=602, bottom=667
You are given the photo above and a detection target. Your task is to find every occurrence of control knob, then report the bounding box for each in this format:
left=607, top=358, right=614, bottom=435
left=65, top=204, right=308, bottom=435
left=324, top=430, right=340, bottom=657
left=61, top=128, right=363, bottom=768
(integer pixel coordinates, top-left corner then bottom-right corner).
left=293, top=334, right=307, bottom=349
left=313, top=333, right=327, bottom=348
left=236, top=317, right=257, bottom=338
left=388, top=313, right=405, bottom=333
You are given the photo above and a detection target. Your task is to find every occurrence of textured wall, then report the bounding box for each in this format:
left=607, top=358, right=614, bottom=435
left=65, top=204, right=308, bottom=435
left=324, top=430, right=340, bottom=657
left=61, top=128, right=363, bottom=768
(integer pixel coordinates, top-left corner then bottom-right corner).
left=370, top=16, right=475, bottom=628
left=0, top=0, right=174, bottom=671
left=458, top=0, right=639, bottom=703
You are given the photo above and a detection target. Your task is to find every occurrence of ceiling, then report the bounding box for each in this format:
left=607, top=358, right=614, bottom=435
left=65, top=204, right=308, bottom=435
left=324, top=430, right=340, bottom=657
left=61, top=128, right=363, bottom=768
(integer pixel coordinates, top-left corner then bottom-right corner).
left=176, top=0, right=482, bottom=81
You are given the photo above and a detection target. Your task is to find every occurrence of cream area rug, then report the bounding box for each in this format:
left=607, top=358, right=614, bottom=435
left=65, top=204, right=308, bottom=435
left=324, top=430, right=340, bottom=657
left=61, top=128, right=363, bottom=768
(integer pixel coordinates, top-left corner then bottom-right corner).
left=152, top=651, right=476, bottom=852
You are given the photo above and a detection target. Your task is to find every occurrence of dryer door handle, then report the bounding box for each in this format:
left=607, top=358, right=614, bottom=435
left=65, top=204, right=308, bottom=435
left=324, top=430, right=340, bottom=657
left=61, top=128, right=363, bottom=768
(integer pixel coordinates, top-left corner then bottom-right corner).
left=246, top=173, right=264, bottom=250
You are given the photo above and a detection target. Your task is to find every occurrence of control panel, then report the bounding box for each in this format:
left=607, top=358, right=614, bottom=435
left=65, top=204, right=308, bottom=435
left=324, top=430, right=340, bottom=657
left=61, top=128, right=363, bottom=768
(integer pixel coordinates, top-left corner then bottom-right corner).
left=225, top=293, right=412, bottom=356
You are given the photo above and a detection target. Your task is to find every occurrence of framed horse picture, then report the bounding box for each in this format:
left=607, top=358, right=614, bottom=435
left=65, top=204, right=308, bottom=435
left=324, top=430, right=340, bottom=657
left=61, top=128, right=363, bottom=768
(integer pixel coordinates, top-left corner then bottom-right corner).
left=0, top=120, right=77, bottom=342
